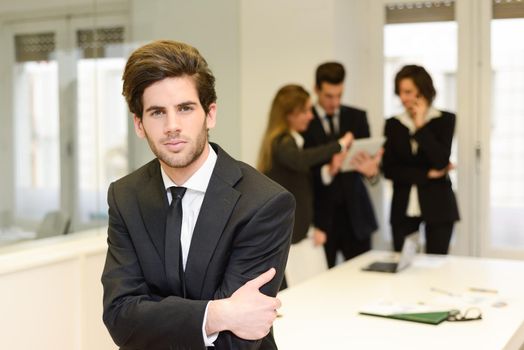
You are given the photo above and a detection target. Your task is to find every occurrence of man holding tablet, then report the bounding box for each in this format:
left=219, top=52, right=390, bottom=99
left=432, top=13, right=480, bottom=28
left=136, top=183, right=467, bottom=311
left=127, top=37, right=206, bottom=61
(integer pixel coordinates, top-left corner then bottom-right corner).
left=302, top=62, right=381, bottom=267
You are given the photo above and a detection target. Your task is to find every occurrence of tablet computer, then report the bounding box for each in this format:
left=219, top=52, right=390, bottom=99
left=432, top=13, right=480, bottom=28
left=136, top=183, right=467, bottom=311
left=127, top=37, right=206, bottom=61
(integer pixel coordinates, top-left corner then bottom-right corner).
left=341, top=136, right=385, bottom=172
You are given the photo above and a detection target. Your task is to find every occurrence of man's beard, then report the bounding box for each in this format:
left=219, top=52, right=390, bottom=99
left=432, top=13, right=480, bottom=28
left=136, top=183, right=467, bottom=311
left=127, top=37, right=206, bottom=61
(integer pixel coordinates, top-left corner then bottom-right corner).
left=145, top=121, right=208, bottom=169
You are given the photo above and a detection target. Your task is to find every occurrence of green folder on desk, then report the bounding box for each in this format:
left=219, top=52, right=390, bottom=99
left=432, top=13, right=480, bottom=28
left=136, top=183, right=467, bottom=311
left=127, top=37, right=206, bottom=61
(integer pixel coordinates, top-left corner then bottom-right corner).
left=359, top=311, right=450, bottom=325
left=358, top=301, right=451, bottom=325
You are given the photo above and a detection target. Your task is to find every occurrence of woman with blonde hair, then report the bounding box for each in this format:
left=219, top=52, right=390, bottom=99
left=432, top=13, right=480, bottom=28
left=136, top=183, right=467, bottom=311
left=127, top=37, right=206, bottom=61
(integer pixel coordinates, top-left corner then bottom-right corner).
left=258, top=84, right=352, bottom=288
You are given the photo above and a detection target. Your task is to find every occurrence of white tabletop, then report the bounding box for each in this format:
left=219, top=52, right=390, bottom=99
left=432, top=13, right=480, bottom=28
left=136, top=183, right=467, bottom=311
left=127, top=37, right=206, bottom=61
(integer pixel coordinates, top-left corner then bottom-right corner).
left=274, top=251, right=524, bottom=350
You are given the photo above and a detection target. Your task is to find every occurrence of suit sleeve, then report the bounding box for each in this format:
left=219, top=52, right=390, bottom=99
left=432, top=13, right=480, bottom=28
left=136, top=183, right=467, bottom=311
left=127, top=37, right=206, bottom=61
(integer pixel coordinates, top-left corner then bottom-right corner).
left=355, top=110, right=371, bottom=139
left=102, top=183, right=209, bottom=350
left=413, top=113, right=455, bottom=169
left=212, top=190, right=295, bottom=349
left=273, top=134, right=340, bottom=173
left=382, top=119, right=431, bottom=185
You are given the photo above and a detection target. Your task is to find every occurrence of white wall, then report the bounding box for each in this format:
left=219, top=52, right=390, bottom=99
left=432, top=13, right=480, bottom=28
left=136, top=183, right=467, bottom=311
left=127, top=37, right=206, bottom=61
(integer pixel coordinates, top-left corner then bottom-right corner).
left=240, top=0, right=388, bottom=248
left=128, top=0, right=242, bottom=169
left=240, top=0, right=336, bottom=166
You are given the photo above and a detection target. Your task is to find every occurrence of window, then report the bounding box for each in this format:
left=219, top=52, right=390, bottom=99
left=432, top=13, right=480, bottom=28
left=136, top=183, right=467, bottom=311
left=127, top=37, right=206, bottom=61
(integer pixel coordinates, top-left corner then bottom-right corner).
left=490, top=5, right=524, bottom=248
left=6, top=15, right=128, bottom=233
left=383, top=1, right=458, bottom=245
left=76, top=27, right=128, bottom=225
left=13, top=33, right=60, bottom=220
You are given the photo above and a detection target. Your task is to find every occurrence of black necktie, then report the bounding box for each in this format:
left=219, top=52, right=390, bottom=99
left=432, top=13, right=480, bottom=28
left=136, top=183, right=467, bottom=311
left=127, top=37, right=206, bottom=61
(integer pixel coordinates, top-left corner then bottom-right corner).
left=166, top=186, right=187, bottom=297
left=326, top=114, right=336, bottom=139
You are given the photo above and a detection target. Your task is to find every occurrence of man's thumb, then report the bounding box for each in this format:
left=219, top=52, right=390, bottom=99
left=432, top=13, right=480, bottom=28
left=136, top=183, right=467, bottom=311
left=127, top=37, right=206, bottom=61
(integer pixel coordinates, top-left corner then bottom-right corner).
left=248, top=268, right=276, bottom=289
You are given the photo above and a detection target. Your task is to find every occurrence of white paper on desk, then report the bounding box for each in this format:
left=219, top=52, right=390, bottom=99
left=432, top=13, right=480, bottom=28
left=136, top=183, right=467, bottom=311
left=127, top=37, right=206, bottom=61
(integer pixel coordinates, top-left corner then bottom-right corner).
left=341, top=137, right=385, bottom=172
left=359, top=300, right=449, bottom=316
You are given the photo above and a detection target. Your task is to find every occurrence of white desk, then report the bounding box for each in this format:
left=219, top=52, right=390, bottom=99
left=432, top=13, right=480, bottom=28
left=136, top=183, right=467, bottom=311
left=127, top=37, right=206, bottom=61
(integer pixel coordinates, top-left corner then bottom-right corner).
left=274, top=251, right=524, bottom=350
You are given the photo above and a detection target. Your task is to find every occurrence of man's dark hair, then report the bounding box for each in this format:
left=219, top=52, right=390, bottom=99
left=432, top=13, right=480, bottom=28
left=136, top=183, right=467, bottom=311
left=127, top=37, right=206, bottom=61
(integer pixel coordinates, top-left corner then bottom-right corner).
left=122, top=40, right=217, bottom=118
left=315, top=62, right=345, bottom=89
left=394, top=64, right=436, bottom=104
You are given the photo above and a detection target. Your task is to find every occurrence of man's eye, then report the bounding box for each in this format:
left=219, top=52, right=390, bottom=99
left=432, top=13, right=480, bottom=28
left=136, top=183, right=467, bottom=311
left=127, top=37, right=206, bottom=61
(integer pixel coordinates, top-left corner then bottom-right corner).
left=151, top=110, right=165, bottom=118
left=178, top=105, right=194, bottom=113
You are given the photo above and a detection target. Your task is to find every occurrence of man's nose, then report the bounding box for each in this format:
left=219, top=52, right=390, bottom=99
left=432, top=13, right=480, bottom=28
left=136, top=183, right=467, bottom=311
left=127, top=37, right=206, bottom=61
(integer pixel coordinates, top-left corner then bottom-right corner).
left=165, top=111, right=181, bottom=133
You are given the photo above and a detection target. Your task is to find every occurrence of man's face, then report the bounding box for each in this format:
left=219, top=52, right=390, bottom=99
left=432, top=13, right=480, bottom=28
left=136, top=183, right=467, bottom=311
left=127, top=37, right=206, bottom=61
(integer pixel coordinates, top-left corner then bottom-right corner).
left=134, top=76, right=216, bottom=171
left=315, top=82, right=343, bottom=115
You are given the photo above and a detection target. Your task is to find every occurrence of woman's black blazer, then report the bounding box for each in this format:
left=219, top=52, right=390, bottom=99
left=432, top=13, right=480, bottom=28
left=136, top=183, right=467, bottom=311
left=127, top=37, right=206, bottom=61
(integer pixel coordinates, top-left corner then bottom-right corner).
left=382, top=110, right=460, bottom=224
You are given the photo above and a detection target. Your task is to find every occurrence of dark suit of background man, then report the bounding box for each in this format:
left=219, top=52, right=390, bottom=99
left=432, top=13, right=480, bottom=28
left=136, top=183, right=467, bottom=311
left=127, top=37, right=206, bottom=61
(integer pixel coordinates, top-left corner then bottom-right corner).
left=302, top=62, right=378, bottom=268
left=101, top=40, right=294, bottom=350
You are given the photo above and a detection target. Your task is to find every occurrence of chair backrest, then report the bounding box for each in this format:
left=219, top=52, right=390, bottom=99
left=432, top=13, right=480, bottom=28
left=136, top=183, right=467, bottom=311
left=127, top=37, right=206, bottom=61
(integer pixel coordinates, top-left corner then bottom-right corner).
left=36, top=211, right=71, bottom=239
left=0, top=210, right=11, bottom=229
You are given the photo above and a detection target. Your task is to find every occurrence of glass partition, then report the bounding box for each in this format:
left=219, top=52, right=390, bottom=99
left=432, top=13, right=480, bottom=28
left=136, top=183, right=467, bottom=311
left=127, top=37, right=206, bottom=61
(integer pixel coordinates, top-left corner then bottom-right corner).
left=489, top=17, right=524, bottom=248
left=1, top=12, right=129, bottom=246
left=13, top=34, right=61, bottom=221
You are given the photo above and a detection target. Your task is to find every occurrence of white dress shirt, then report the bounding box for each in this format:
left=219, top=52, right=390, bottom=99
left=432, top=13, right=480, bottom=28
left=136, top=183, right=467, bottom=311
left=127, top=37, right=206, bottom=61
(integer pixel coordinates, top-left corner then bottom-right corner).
left=315, top=103, right=340, bottom=136
left=314, top=104, right=343, bottom=185
left=160, top=143, right=218, bottom=346
left=290, top=130, right=304, bottom=150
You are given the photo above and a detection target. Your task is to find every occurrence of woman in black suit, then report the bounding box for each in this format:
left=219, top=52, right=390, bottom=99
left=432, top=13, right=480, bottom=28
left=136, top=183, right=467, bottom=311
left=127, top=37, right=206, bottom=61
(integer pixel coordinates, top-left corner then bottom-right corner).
left=258, top=84, right=352, bottom=287
left=383, top=65, right=460, bottom=254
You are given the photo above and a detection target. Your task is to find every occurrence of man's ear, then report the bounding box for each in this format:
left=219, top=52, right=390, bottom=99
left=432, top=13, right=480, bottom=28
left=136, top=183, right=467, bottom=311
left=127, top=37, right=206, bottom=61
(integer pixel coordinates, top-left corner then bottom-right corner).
left=133, top=115, right=145, bottom=138
left=206, top=103, right=217, bottom=130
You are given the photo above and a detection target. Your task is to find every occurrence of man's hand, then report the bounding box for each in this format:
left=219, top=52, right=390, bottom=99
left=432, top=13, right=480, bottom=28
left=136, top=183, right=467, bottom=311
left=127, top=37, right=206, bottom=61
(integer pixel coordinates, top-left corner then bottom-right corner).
left=206, top=268, right=281, bottom=340
left=312, top=228, right=327, bottom=246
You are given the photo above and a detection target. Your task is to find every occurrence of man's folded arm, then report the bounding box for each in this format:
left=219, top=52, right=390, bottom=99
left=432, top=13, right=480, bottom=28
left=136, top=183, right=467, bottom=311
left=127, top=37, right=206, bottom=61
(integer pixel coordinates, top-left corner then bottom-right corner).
left=102, top=183, right=209, bottom=350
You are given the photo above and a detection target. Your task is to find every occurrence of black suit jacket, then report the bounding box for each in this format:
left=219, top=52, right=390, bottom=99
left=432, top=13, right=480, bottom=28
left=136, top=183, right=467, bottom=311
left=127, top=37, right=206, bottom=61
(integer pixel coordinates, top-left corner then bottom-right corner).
left=265, top=132, right=341, bottom=244
left=382, top=111, right=460, bottom=224
left=302, top=105, right=378, bottom=240
left=102, top=143, right=294, bottom=350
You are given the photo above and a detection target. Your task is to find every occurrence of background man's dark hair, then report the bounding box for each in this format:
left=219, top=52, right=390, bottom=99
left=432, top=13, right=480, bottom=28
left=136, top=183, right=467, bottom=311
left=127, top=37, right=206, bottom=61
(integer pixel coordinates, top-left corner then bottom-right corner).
left=122, top=40, right=217, bottom=118
left=315, top=62, right=346, bottom=89
left=394, top=64, right=436, bottom=105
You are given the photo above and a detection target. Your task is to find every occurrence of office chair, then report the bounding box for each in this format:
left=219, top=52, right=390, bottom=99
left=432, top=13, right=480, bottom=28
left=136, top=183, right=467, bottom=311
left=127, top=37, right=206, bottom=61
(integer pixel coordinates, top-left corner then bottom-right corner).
left=0, top=209, right=11, bottom=229
left=36, top=211, right=71, bottom=239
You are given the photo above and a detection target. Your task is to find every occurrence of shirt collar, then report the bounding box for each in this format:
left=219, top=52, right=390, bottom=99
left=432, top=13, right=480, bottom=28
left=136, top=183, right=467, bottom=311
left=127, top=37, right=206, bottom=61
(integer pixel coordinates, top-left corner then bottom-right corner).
left=289, top=130, right=304, bottom=149
left=315, top=103, right=340, bottom=119
left=160, top=143, right=217, bottom=193
left=395, top=107, right=442, bottom=133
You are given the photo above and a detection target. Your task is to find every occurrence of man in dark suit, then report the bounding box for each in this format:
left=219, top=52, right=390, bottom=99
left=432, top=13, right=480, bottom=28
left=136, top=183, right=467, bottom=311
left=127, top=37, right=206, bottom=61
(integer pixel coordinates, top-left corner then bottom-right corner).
left=302, top=62, right=379, bottom=268
left=101, top=40, right=294, bottom=350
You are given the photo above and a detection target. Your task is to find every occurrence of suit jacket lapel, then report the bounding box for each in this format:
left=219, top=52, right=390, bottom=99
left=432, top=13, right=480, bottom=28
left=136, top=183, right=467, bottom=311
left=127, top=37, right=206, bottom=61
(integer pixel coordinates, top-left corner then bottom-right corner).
left=137, top=160, right=169, bottom=264
left=184, top=144, right=241, bottom=299
left=311, top=107, right=329, bottom=144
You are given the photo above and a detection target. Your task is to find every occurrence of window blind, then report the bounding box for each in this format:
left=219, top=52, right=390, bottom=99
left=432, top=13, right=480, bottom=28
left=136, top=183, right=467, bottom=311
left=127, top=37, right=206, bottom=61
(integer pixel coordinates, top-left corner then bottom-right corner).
left=76, top=27, right=124, bottom=59
left=15, top=32, right=55, bottom=62
left=386, top=1, right=455, bottom=24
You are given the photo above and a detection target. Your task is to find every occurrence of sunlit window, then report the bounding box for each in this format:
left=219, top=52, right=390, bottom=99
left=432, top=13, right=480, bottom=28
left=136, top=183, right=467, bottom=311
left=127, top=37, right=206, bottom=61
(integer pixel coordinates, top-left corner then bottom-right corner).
left=76, top=27, right=128, bottom=226
left=13, top=33, right=60, bottom=220
left=383, top=4, right=457, bottom=244
left=490, top=18, right=524, bottom=247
